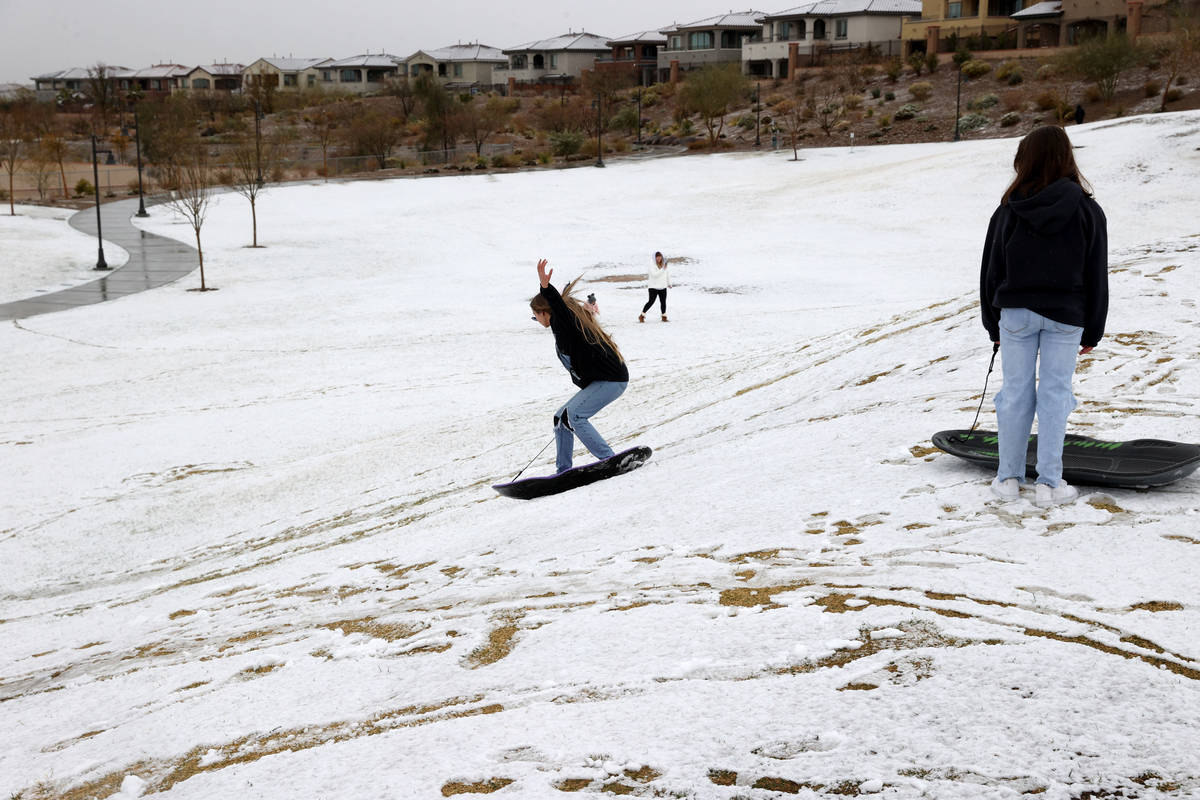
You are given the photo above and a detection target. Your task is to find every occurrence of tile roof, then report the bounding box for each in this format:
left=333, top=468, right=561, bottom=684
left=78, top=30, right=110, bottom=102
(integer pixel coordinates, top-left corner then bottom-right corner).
left=1010, top=0, right=1062, bottom=18
left=255, top=57, right=329, bottom=72
left=504, top=32, right=612, bottom=53
left=759, top=0, right=920, bottom=18
left=421, top=43, right=507, bottom=62
left=607, top=30, right=670, bottom=44
left=661, top=11, right=766, bottom=32
left=323, top=54, right=404, bottom=68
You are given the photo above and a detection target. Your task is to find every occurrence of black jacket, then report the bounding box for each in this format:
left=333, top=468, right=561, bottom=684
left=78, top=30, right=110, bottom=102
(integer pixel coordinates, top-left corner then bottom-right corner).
left=980, top=177, right=1108, bottom=347
left=541, top=284, right=629, bottom=388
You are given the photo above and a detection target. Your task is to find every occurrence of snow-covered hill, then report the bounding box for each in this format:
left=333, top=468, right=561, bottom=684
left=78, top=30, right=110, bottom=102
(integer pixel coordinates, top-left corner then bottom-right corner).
left=3, top=112, right=1199, bottom=799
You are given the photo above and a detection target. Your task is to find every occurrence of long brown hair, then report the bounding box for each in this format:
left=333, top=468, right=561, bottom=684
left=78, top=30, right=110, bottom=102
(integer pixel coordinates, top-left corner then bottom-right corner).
left=1002, top=125, right=1093, bottom=204
left=531, top=276, right=625, bottom=363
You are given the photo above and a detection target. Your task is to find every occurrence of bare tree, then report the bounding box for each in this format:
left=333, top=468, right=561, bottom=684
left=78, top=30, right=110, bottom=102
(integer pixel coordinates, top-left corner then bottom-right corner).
left=86, top=62, right=115, bottom=132
left=31, top=138, right=57, bottom=200
left=805, top=74, right=844, bottom=137
left=41, top=134, right=70, bottom=198
left=0, top=112, right=25, bottom=214
left=343, top=109, right=404, bottom=168
left=1158, top=13, right=1200, bottom=111
left=220, top=130, right=280, bottom=247
left=460, top=95, right=510, bottom=157
left=307, top=104, right=342, bottom=178
left=382, top=77, right=417, bottom=121
left=244, top=68, right=278, bottom=114
left=776, top=94, right=808, bottom=161
left=163, top=143, right=215, bottom=290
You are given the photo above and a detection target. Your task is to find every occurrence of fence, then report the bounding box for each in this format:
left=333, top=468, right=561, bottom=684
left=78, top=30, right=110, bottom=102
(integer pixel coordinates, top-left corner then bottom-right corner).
left=2, top=142, right=518, bottom=203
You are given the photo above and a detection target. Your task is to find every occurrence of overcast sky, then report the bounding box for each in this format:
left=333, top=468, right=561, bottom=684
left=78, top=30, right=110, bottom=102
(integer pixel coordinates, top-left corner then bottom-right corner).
left=1, top=0, right=752, bottom=84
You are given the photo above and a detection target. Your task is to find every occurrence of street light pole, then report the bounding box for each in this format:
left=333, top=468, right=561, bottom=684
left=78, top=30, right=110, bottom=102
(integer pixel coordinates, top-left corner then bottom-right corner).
left=594, top=98, right=605, bottom=168
left=636, top=88, right=643, bottom=145
left=133, top=104, right=148, bottom=217
left=754, top=80, right=762, bottom=147
left=254, top=99, right=264, bottom=186
left=90, top=134, right=109, bottom=270
left=953, top=62, right=963, bottom=142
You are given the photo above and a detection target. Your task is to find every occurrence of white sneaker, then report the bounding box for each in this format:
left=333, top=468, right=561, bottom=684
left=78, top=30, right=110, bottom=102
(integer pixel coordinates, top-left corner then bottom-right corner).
left=1035, top=481, right=1079, bottom=508
left=990, top=477, right=1020, bottom=500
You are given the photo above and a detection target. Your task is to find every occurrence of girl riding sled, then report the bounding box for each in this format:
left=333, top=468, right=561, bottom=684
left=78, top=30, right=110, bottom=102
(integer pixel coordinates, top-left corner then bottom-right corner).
left=530, top=258, right=629, bottom=474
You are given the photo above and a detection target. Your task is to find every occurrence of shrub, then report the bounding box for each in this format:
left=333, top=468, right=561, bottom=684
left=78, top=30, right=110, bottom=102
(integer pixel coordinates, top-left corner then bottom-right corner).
left=968, top=93, right=1000, bottom=110
left=995, top=60, right=1020, bottom=81
left=843, top=94, right=864, bottom=110
left=1000, top=111, right=1021, bottom=127
left=1008, top=72, right=1025, bottom=86
left=1177, top=75, right=1189, bottom=85
left=894, top=103, right=919, bottom=120
left=871, top=87, right=881, bottom=98
left=1166, top=87, right=1184, bottom=102
left=909, top=81, right=933, bottom=101
left=1084, top=85, right=1103, bottom=103
left=548, top=130, right=583, bottom=157
left=925, top=52, right=940, bottom=74
left=884, top=91, right=895, bottom=101
left=885, top=58, right=903, bottom=82
left=640, top=89, right=660, bottom=107
left=490, top=153, right=517, bottom=168
left=1144, top=80, right=1162, bottom=97
left=908, top=52, right=926, bottom=76
left=736, top=114, right=756, bottom=130
left=127, top=179, right=141, bottom=195
left=961, top=60, right=992, bottom=79
left=957, top=112, right=990, bottom=131
left=1034, top=89, right=1060, bottom=110
left=74, top=178, right=94, bottom=197
left=536, top=151, right=552, bottom=164
left=1001, top=89, right=1026, bottom=111
left=608, top=105, right=640, bottom=134
left=878, top=114, right=892, bottom=127
left=1036, top=63, right=1057, bottom=81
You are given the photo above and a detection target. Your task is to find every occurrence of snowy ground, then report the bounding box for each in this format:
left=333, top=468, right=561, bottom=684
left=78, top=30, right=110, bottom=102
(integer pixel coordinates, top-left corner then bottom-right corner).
left=2, top=112, right=1199, bottom=800
left=0, top=204, right=128, bottom=304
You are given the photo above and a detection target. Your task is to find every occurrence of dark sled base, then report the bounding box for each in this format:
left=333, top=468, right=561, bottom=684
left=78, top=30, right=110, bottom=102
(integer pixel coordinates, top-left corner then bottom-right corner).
left=494, top=446, right=653, bottom=499
left=932, top=429, right=1200, bottom=489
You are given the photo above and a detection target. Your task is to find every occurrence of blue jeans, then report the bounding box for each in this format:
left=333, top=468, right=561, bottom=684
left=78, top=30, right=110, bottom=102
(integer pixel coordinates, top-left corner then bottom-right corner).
left=994, top=308, right=1082, bottom=487
left=554, top=381, right=627, bottom=473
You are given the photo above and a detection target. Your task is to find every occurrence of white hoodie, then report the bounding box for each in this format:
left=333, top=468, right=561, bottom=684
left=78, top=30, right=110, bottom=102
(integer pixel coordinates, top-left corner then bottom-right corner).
left=647, top=260, right=671, bottom=291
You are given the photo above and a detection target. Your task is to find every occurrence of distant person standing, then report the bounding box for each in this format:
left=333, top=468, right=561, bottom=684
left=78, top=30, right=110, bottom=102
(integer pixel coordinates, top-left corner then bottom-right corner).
left=980, top=125, right=1108, bottom=507
left=1074, top=104, right=1085, bottom=125
left=639, top=251, right=672, bottom=323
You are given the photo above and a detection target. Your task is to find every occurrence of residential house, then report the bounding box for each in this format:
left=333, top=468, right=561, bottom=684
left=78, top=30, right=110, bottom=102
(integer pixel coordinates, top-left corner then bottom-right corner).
left=243, top=57, right=330, bottom=93
left=0, top=83, right=30, bottom=101
left=120, top=64, right=191, bottom=96
left=900, top=0, right=1145, bottom=54
left=657, top=11, right=765, bottom=81
left=403, top=43, right=507, bottom=89
left=597, top=31, right=667, bottom=86
left=32, top=67, right=93, bottom=102
left=182, top=63, right=245, bottom=93
left=493, top=32, right=612, bottom=91
left=316, top=54, right=404, bottom=94
left=746, top=0, right=919, bottom=77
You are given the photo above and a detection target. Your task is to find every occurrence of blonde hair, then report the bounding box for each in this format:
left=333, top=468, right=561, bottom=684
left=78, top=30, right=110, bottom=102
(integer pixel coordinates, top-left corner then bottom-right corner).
left=531, top=276, right=625, bottom=363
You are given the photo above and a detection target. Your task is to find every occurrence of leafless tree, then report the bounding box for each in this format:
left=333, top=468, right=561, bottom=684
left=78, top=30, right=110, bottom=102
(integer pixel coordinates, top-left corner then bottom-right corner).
left=383, top=77, right=417, bottom=121
left=163, top=143, right=215, bottom=290
left=220, top=130, right=280, bottom=247
left=0, top=112, right=26, bottom=214
left=805, top=74, right=844, bottom=137
left=307, top=104, right=342, bottom=178
left=86, top=62, right=115, bottom=132
left=343, top=109, right=404, bottom=168
left=1158, top=12, right=1200, bottom=111
left=41, top=134, right=70, bottom=198
left=460, top=95, right=511, bottom=157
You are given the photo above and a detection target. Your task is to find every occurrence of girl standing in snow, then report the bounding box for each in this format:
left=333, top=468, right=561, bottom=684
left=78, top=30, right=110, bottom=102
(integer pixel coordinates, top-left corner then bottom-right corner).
left=531, top=258, right=629, bottom=474
left=980, top=125, right=1108, bottom=507
left=639, top=251, right=671, bottom=323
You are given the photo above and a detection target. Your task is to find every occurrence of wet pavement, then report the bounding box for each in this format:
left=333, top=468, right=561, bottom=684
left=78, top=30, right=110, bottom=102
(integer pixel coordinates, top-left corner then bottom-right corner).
left=0, top=197, right=197, bottom=321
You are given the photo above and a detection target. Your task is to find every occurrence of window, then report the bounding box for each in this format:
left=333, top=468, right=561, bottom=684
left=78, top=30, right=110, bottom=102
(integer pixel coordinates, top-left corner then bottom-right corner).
left=284, top=73, right=298, bottom=86
left=948, top=1, right=962, bottom=16
left=192, top=78, right=210, bottom=89
left=689, top=31, right=713, bottom=49
left=339, top=69, right=360, bottom=83
left=797, top=19, right=807, bottom=39
left=641, top=45, right=656, bottom=58
left=813, top=19, right=826, bottom=39
left=776, top=21, right=790, bottom=40
left=624, top=47, right=634, bottom=60
left=322, top=70, right=333, bottom=82
left=533, top=54, right=545, bottom=69
left=512, top=55, right=527, bottom=69
left=438, top=63, right=447, bottom=76
left=550, top=54, right=557, bottom=68
left=835, top=19, right=848, bottom=38
left=720, top=30, right=741, bottom=48
left=670, top=35, right=683, bottom=50
left=454, top=63, right=463, bottom=77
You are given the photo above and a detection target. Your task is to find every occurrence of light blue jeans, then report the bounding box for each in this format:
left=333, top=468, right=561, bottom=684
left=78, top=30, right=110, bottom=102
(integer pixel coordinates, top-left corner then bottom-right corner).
left=994, top=308, right=1082, bottom=487
left=554, top=381, right=627, bottom=473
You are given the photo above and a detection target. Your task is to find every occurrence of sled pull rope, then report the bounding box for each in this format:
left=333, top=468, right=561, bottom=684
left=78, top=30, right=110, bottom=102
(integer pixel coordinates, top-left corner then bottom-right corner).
left=965, top=342, right=1001, bottom=440
left=511, top=438, right=555, bottom=481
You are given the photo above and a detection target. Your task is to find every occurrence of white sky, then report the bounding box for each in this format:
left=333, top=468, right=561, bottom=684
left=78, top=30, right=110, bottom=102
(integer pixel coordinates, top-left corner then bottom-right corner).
left=1, top=0, right=744, bottom=84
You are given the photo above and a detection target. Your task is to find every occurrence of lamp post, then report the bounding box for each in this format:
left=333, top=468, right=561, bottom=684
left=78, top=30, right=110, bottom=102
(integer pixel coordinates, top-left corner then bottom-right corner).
left=953, top=61, right=963, bottom=142
left=133, top=104, right=148, bottom=217
left=636, top=88, right=643, bottom=145
left=593, top=98, right=605, bottom=168
left=90, top=134, right=109, bottom=270
left=754, top=80, right=762, bottom=146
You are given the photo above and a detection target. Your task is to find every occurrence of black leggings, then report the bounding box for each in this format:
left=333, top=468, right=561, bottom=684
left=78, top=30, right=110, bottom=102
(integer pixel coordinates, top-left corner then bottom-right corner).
left=642, top=288, right=668, bottom=314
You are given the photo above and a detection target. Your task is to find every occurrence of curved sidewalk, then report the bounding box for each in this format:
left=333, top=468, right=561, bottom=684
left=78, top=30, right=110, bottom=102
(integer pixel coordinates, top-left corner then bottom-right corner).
left=0, top=197, right=197, bottom=321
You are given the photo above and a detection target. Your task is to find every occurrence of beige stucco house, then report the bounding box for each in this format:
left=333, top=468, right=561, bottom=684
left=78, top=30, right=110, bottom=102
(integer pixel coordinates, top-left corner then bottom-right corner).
left=242, top=57, right=331, bottom=92
left=181, top=64, right=245, bottom=93
left=493, top=32, right=612, bottom=89
left=404, top=43, right=507, bottom=89
left=312, top=54, right=404, bottom=94
left=657, top=11, right=765, bottom=80
left=745, top=0, right=920, bottom=76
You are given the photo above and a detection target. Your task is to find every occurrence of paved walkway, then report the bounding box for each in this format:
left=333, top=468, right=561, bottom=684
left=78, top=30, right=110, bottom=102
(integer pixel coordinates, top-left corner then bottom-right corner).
left=0, top=197, right=197, bottom=321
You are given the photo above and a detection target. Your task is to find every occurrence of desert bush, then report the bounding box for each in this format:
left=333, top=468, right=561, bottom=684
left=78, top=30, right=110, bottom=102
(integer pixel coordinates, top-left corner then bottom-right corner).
left=127, top=179, right=141, bottom=195
left=1177, top=76, right=1189, bottom=85
left=536, top=150, right=552, bottom=164
left=908, top=52, right=926, bottom=76
left=884, top=91, right=895, bottom=101
left=894, top=103, right=920, bottom=120
left=640, top=88, right=660, bottom=107
left=1144, top=80, right=1162, bottom=97
left=1083, top=85, right=1102, bottom=103
left=74, top=178, right=94, bottom=197
left=1036, top=63, right=1057, bottom=80
left=886, top=58, right=903, bottom=82
left=909, top=81, right=933, bottom=101
left=608, top=105, right=640, bottom=134
left=1034, top=89, right=1060, bottom=110
left=962, top=60, right=992, bottom=79
left=926, top=52, right=940, bottom=74
left=957, top=112, right=990, bottom=131
left=1007, top=72, right=1025, bottom=86
left=995, top=60, right=1021, bottom=81
left=548, top=130, right=584, bottom=156
left=878, top=114, right=892, bottom=127
left=871, top=87, right=881, bottom=98
left=1166, top=87, right=1184, bottom=101
left=1001, top=89, right=1026, bottom=111
left=968, top=93, right=1000, bottom=110
left=490, top=153, right=517, bottom=168
left=1000, top=111, right=1021, bottom=127
left=843, top=94, right=864, bottom=110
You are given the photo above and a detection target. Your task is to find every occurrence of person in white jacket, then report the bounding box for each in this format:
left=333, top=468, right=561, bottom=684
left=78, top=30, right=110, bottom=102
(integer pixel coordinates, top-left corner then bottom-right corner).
left=639, top=251, right=671, bottom=323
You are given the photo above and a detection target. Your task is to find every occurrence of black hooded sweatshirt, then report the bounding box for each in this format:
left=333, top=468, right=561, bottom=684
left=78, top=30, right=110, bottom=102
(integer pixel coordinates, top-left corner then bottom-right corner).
left=980, top=177, right=1108, bottom=348
left=541, top=284, right=629, bottom=388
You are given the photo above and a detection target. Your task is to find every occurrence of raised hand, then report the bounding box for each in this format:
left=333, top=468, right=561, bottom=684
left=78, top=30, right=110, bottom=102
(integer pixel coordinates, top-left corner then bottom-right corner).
left=537, top=258, right=553, bottom=288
